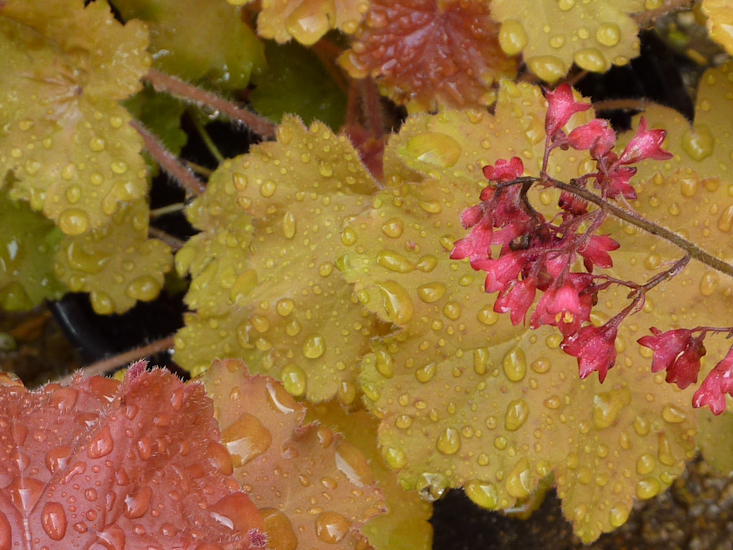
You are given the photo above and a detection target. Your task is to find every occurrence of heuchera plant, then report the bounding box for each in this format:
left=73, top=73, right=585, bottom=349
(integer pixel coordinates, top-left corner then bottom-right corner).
left=454, top=83, right=733, bottom=412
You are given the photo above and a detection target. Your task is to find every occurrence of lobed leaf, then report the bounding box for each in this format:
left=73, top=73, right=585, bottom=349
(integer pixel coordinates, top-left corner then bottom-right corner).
left=112, top=0, right=266, bottom=89
left=489, top=0, right=645, bottom=82
left=702, top=0, right=733, bottom=56
left=246, top=0, right=369, bottom=46
left=0, top=189, right=66, bottom=310
left=202, top=359, right=386, bottom=550
left=0, top=0, right=150, bottom=234
left=339, top=0, right=517, bottom=111
left=53, top=201, right=173, bottom=314
left=334, top=81, right=731, bottom=542
left=175, top=116, right=387, bottom=403
left=0, top=366, right=265, bottom=549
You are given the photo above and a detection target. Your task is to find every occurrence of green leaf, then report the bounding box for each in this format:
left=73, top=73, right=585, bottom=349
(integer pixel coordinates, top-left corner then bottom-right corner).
left=175, top=117, right=387, bottom=402
left=123, top=86, right=187, bottom=157
left=111, top=0, right=265, bottom=89
left=0, top=189, right=66, bottom=310
left=251, top=40, right=347, bottom=130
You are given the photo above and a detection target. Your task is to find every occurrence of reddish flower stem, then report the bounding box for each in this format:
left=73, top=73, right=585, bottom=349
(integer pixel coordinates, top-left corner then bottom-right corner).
left=501, top=176, right=733, bottom=280
left=57, top=336, right=175, bottom=385
left=130, top=119, right=207, bottom=196
left=633, top=0, right=695, bottom=26
left=144, top=69, right=277, bottom=139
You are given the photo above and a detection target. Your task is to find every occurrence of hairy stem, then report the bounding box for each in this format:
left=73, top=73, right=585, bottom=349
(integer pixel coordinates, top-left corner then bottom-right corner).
left=150, top=203, right=186, bottom=218
left=144, top=69, right=277, bottom=138
left=553, top=179, right=733, bottom=278
left=149, top=226, right=185, bottom=250
left=57, top=336, right=175, bottom=385
left=131, top=119, right=206, bottom=196
left=633, top=0, right=695, bottom=26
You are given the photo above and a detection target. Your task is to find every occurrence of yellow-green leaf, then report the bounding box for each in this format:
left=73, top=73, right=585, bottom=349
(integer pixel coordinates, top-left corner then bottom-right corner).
left=0, top=0, right=150, bottom=233
left=0, top=189, right=66, bottom=310
left=202, top=359, right=386, bottom=550
left=54, top=201, right=173, bottom=314
left=702, top=0, right=733, bottom=56
left=175, top=117, right=388, bottom=402
left=490, top=0, right=644, bottom=82
left=112, top=0, right=266, bottom=88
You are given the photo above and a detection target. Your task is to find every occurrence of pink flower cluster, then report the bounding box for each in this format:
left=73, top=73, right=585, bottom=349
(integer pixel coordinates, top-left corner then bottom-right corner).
left=639, top=328, right=733, bottom=414
left=453, top=83, right=674, bottom=383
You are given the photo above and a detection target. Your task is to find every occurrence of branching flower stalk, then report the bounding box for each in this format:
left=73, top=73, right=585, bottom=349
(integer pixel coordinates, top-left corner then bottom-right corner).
left=454, top=83, right=733, bottom=413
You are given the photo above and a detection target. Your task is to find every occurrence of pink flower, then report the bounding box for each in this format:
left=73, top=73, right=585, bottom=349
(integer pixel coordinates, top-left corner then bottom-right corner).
left=451, top=215, right=493, bottom=261
left=482, top=157, right=524, bottom=183
left=544, top=84, right=592, bottom=139
left=562, top=322, right=619, bottom=382
left=598, top=165, right=637, bottom=200
left=472, top=252, right=526, bottom=293
left=531, top=279, right=580, bottom=332
left=494, top=277, right=537, bottom=325
left=617, top=117, right=673, bottom=165
left=578, top=234, right=620, bottom=270
left=638, top=327, right=694, bottom=373
left=693, top=348, right=733, bottom=415
left=566, top=119, right=616, bottom=158
left=665, top=334, right=706, bottom=389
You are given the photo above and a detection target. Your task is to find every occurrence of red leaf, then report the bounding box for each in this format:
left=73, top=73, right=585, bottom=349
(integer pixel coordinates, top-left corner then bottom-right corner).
left=0, top=368, right=264, bottom=550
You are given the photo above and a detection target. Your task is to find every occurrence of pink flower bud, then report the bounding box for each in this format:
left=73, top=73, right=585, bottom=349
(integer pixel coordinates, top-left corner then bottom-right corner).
left=544, top=83, right=592, bottom=139
left=578, top=234, right=620, bottom=269
left=566, top=119, right=616, bottom=158
left=617, top=117, right=673, bottom=165
left=562, top=322, right=619, bottom=382
left=693, top=347, right=733, bottom=415
left=482, top=157, right=524, bottom=183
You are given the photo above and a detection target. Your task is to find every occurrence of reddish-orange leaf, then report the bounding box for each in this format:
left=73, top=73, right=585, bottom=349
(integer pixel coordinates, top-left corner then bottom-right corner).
left=339, top=0, right=517, bottom=111
left=0, top=364, right=265, bottom=550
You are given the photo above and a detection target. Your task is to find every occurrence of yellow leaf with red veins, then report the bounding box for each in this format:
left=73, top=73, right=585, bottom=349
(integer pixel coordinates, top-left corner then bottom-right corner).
left=53, top=201, right=172, bottom=314
left=306, top=399, right=434, bottom=550
left=175, top=116, right=389, bottom=403
left=339, top=0, right=517, bottom=111
left=702, top=0, right=733, bottom=56
left=490, top=0, right=644, bottom=82
left=203, top=359, right=386, bottom=550
left=0, top=0, right=150, bottom=233
left=249, top=0, right=369, bottom=45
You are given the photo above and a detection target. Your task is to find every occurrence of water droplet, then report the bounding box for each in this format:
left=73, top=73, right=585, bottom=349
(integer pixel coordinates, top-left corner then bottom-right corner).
left=416, top=472, right=447, bottom=502
left=282, top=211, right=296, bottom=239
left=658, top=433, right=676, bottom=466
left=573, top=48, right=608, bottom=72
left=419, top=200, right=442, bottom=214
left=206, top=442, right=234, bottom=476
left=499, top=19, right=528, bottom=56
left=41, top=502, right=67, bottom=540
left=281, top=365, right=307, bottom=396
left=416, top=282, right=446, bottom=303
left=375, top=348, right=394, bottom=378
left=124, top=486, right=152, bottom=518
left=718, top=205, right=733, bottom=232
left=526, top=56, right=566, bottom=83
left=260, top=180, right=277, bottom=197
left=550, top=35, right=565, bottom=48
left=276, top=298, right=295, bottom=316
left=232, top=173, right=248, bottom=190
left=416, top=361, right=437, bottom=383
left=88, top=425, right=114, bottom=458
left=125, top=275, right=161, bottom=302
left=395, top=415, right=413, bottom=429
left=504, top=399, right=530, bottom=431
left=442, top=302, right=461, bottom=320
left=592, top=388, right=631, bottom=429
left=506, top=458, right=532, bottom=498
left=699, top=271, right=719, bottom=297
left=260, top=508, right=298, bottom=550
left=474, top=349, right=489, bottom=375
left=375, top=280, right=414, bottom=325
left=221, top=413, right=273, bottom=466
left=303, top=335, right=325, bottom=358
left=477, top=305, right=498, bottom=325
left=436, top=427, right=461, bottom=454
left=58, top=209, right=90, bottom=235
left=383, top=446, right=407, bottom=469
left=502, top=347, right=527, bottom=382
left=316, top=511, right=351, bottom=543
left=340, top=228, right=357, bottom=246
left=377, top=250, right=415, bottom=273
left=636, top=453, right=656, bottom=475
left=636, top=478, right=661, bottom=499
left=633, top=415, right=650, bottom=436
left=89, top=137, right=105, bottom=152
left=596, top=23, right=621, bottom=46
left=405, top=132, right=462, bottom=168
left=465, top=480, right=498, bottom=509
left=558, top=0, right=575, bottom=9
left=381, top=217, right=404, bottom=238
left=682, top=125, right=714, bottom=161
left=230, top=269, right=258, bottom=304
left=609, top=503, right=630, bottom=527
left=284, top=0, right=335, bottom=45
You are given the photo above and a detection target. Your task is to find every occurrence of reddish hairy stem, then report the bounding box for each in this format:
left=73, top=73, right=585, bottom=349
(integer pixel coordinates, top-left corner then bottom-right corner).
left=57, top=336, right=175, bottom=384
left=144, top=69, right=277, bottom=139
left=130, top=119, right=206, bottom=196
left=633, top=0, right=696, bottom=26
